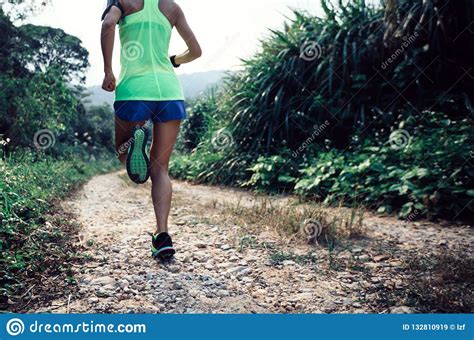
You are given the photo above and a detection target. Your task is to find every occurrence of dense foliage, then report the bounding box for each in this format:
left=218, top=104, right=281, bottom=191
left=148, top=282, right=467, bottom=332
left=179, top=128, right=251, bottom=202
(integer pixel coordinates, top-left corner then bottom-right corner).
left=0, top=152, right=117, bottom=310
left=172, top=0, right=474, bottom=220
left=0, top=7, right=117, bottom=307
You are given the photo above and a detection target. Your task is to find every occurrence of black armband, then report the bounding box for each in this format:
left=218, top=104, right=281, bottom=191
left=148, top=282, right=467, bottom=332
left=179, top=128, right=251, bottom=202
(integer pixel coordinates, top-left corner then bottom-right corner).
left=101, top=0, right=124, bottom=21
left=170, top=55, right=180, bottom=68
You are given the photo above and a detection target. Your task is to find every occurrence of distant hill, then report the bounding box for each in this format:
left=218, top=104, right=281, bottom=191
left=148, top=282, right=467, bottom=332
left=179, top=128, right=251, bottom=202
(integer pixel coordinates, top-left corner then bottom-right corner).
left=179, top=70, right=227, bottom=99
left=84, top=70, right=227, bottom=107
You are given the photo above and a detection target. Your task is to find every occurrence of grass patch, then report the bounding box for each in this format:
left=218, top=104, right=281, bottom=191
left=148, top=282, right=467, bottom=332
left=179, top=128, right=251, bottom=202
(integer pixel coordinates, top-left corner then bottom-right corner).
left=363, top=248, right=474, bottom=313
left=403, top=250, right=474, bottom=313
left=222, top=199, right=365, bottom=247
left=0, top=152, right=119, bottom=311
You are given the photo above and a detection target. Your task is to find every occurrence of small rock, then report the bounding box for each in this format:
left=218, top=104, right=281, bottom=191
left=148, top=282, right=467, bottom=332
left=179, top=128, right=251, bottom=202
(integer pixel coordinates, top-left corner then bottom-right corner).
left=370, top=277, right=381, bottom=283
left=282, top=260, right=296, bottom=266
left=352, top=247, right=363, bottom=254
left=390, top=306, right=414, bottom=314
left=217, top=290, right=230, bottom=297
left=226, top=266, right=247, bottom=275
left=196, top=243, right=207, bottom=249
left=221, top=244, right=232, bottom=251
left=342, top=298, right=353, bottom=306
left=103, top=284, right=115, bottom=291
left=167, top=265, right=180, bottom=273
left=294, top=293, right=313, bottom=301
left=189, top=289, right=199, bottom=298
left=172, top=282, right=183, bottom=290
left=91, top=276, right=116, bottom=286
left=237, top=268, right=252, bottom=277
left=88, top=297, right=99, bottom=304
left=323, top=302, right=337, bottom=313
left=365, top=262, right=380, bottom=269
left=95, top=289, right=111, bottom=298
left=373, top=255, right=390, bottom=262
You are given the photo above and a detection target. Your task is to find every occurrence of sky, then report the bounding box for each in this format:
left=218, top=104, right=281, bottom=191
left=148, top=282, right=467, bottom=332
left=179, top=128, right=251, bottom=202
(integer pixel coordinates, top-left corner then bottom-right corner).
left=27, top=0, right=323, bottom=86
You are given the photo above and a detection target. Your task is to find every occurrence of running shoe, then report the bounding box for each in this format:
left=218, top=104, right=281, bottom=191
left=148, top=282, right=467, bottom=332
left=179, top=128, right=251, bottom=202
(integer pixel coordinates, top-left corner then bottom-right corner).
left=152, top=232, right=176, bottom=260
left=126, top=126, right=150, bottom=184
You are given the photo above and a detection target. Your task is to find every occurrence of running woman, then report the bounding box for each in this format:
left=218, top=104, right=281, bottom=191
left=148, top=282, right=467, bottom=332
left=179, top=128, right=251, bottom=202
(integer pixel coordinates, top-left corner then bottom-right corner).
left=101, top=0, right=202, bottom=260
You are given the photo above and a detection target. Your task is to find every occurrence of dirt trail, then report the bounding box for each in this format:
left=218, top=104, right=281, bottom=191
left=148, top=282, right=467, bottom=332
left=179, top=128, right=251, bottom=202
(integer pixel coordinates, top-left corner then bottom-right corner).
left=34, top=171, right=473, bottom=314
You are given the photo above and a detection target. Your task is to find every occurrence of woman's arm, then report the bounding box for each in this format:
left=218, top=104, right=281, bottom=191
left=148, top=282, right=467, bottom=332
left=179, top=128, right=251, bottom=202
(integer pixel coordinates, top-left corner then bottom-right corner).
left=173, top=4, right=202, bottom=65
left=101, top=6, right=122, bottom=92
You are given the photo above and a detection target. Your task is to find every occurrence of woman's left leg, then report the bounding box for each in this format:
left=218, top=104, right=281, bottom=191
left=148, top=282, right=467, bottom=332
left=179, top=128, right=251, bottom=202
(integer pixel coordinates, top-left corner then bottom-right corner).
left=149, top=120, right=182, bottom=235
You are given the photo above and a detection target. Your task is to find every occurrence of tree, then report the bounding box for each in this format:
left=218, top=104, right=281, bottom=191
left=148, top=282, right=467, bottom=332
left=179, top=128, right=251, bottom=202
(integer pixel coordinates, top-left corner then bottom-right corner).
left=0, top=0, right=50, bottom=20
left=19, top=24, right=90, bottom=83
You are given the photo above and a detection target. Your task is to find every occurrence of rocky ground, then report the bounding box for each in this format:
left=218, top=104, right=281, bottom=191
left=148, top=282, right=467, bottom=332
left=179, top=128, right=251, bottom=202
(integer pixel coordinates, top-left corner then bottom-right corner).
left=33, top=171, right=473, bottom=314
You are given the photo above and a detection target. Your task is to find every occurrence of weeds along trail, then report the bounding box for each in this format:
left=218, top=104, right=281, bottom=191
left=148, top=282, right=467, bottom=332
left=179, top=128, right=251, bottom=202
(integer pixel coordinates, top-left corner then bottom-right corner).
left=34, top=171, right=473, bottom=314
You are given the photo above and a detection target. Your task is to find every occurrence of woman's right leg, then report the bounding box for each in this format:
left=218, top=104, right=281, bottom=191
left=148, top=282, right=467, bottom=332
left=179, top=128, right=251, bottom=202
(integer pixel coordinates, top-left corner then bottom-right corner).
left=115, top=116, right=146, bottom=164
left=149, top=120, right=181, bottom=234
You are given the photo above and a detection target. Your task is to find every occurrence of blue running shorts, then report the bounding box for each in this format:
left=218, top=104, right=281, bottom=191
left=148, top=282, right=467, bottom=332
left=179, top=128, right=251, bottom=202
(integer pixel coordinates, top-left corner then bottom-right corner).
left=114, top=100, right=187, bottom=123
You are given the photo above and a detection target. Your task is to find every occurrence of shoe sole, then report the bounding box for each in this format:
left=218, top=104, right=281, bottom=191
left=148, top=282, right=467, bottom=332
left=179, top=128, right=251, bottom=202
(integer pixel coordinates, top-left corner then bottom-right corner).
left=126, top=127, right=150, bottom=184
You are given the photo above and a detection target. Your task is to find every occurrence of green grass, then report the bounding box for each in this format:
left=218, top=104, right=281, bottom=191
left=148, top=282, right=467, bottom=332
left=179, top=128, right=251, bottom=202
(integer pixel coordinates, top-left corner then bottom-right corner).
left=0, top=151, right=119, bottom=311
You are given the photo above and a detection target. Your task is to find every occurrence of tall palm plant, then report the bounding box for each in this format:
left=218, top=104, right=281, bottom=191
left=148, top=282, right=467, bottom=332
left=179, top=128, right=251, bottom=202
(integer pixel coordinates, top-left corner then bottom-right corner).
left=215, top=0, right=473, bottom=157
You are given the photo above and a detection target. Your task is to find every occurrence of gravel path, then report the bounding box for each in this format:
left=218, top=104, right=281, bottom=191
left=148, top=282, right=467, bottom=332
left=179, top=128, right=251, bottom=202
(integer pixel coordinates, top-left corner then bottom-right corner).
left=34, top=171, right=473, bottom=314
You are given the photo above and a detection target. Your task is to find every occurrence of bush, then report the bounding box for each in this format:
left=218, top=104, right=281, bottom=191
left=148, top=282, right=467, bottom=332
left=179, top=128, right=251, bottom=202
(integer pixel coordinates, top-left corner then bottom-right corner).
left=294, top=111, right=474, bottom=218
left=170, top=1, right=474, bottom=220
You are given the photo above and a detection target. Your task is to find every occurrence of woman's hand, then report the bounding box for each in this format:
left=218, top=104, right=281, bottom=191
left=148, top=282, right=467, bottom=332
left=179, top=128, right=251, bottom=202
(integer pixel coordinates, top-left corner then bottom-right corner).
left=102, top=71, right=116, bottom=92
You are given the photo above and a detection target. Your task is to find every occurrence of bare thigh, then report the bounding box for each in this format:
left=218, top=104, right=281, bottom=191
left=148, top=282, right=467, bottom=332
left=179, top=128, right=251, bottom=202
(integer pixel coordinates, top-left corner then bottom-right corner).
left=150, top=120, right=182, bottom=173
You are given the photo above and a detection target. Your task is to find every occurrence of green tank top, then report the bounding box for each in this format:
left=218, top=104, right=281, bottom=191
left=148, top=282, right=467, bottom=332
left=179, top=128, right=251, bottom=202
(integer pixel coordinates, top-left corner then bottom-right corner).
left=116, top=0, right=184, bottom=101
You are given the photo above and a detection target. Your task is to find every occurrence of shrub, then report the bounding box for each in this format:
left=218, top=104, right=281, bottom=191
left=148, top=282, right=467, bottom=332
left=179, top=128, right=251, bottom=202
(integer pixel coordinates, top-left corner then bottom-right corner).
left=0, top=151, right=118, bottom=309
